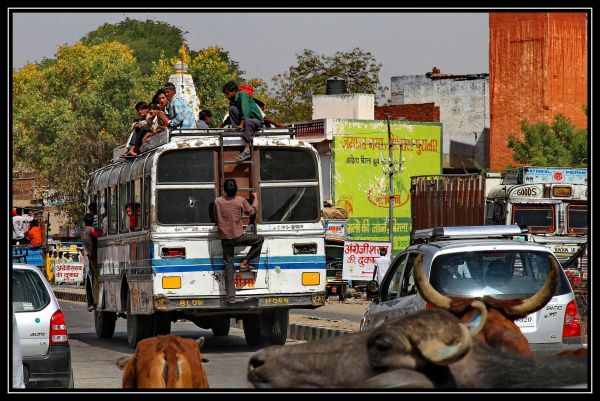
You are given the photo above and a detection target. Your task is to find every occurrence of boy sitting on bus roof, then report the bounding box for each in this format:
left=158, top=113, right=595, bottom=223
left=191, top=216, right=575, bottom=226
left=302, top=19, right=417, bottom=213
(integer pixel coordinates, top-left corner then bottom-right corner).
left=222, top=81, right=265, bottom=163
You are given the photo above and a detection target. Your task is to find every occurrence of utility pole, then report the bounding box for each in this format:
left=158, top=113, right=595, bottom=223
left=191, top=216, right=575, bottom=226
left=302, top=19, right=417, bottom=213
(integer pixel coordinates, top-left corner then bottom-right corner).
left=383, top=118, right=408, bottom=255
left=387, top=118, right=394, bottom=251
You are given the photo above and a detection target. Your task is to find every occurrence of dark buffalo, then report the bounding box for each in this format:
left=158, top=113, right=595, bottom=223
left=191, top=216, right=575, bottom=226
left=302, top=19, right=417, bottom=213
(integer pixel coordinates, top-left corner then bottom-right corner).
left=248, top=307, right=587, bottom=389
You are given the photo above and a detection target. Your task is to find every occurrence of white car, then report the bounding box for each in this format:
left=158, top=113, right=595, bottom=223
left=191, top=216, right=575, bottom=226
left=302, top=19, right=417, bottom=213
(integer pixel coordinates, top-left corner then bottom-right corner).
left=12, top=263, right=74, bottom=388
left=360, top=226, right=583, bottom=356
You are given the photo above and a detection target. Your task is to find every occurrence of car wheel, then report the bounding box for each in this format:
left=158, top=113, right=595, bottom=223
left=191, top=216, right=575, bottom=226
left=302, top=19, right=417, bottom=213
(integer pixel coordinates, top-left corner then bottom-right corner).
left=94, top=310, right=117, bottom=338
left=211, top=317, right=231, bottom=336
left=126, top=294, right=153, bottom=348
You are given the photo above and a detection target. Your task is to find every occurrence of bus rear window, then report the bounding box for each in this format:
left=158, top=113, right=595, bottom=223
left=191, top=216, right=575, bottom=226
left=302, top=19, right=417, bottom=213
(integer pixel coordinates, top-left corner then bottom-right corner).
left=260, top=149, right=317, bottom=181
left=261, top=187, right=319, bottom=222
left=512, top=205, right=554, bottom=234
left=567, top=204, right=587, bottom=234
left=157, top=149, right=215, bottom=183
left=157, top=189, right=215, bottom=225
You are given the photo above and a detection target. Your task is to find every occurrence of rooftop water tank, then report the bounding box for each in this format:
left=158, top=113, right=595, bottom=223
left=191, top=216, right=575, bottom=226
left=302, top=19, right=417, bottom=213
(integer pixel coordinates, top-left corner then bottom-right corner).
left=326, top=77, right=347, bottom=95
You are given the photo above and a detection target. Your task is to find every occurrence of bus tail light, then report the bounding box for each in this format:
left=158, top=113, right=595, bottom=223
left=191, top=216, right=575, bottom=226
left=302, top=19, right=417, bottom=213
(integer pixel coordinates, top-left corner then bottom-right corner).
left=50, top=310, right=69, bottom=345
left=563, top=300, right=582, bottom=338
left=161, top=247, right=186, bottom=258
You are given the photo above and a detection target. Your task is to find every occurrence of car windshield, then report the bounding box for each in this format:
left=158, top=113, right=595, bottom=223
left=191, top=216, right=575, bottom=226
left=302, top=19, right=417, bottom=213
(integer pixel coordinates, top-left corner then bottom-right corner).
left=12, top=268, right=51, bottom=312
left=430, top=250, right=571, bottom=298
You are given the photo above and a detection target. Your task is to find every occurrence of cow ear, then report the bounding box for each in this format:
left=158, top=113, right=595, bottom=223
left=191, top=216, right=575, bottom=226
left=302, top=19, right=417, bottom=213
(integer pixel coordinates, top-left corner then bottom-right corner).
left=116, top=356, right=131, bottom=370
left=196, top=336, right=205, bottom=347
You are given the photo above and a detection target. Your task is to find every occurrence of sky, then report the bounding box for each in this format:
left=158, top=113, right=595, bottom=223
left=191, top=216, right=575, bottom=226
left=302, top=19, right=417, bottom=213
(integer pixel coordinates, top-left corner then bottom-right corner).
left=10, top=10, right=490, bottom=100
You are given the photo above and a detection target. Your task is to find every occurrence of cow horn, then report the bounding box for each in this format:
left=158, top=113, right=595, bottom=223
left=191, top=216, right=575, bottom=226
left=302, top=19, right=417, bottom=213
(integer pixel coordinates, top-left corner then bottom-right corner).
left=416, top=323, right=472, bottom=365
left=465, top=300, right=487, bottom=336
left=413, top=253, right=452, bottom=309
left=196, top=336, right=206, bottom=347
left=511, top=255, right=559, bottom=315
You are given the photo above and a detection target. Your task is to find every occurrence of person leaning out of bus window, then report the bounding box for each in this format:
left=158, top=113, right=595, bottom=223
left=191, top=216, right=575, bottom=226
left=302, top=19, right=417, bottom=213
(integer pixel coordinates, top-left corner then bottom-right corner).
left=82, top=213, right=101, bottom=311
left=125, top=202, right=141, bottom=231
left=215, top=179, right=264, bottom=304
left=26, top=219, right=43, bottom=247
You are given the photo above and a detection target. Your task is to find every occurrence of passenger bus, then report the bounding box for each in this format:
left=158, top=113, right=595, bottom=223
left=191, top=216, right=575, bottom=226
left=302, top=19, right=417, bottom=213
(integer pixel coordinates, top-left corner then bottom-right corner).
left=485, top=166, right=588, bottom=280
left=86, top=128, right=326, bottom=348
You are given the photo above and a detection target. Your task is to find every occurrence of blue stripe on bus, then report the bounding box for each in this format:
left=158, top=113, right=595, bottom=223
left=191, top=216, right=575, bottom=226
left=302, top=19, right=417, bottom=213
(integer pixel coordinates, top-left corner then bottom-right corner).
left=151, top=256, right=325, bottom=273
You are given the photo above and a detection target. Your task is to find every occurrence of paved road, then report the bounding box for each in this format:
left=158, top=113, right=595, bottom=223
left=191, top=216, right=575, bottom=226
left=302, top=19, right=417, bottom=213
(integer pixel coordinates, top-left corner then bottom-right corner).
left=60, top=299, right=304, bottom=389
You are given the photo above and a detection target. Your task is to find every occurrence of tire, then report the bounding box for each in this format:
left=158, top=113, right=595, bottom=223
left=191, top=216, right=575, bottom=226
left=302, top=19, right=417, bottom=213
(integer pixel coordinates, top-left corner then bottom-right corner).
left=94, top=310, right=117, bottom=338
left=265, top=309, right=289, bottom=346
left=67, top=371, right=75, bottom=389
left=126, top=294, right=153, bottom=348
left=154, top=313, right=171, bottom=335
left=243, top=315, right=267, bottom=346
left=211, top=317, right=231, bottom=336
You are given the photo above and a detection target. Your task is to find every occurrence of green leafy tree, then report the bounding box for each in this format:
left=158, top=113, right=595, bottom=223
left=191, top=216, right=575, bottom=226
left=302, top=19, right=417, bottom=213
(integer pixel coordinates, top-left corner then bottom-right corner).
left=81, top=18, right=186, bottom=75
left=13, top=42, right=146, bottom=224
left=188, top=46, right=245, bottom=124
left=507, top=114, right=588, bottom=167
left=270, top=48, right=387, bottom=122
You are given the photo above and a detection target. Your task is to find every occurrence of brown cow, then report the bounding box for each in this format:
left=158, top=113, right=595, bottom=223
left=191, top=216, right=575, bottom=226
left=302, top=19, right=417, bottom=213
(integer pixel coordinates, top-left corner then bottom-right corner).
left=413, top=253, right=559, bottom=356
left=116, top=335, right=209, bottom=388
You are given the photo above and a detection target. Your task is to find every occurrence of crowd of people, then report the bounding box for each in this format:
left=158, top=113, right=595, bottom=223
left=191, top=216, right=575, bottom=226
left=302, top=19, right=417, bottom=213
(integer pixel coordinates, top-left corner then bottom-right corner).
left=124, top=81, right=284, bottom=158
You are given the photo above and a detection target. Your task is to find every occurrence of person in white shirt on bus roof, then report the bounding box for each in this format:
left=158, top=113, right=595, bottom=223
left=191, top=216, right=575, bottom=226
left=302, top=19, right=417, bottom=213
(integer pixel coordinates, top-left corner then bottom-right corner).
left=373, top=246, right=391, bottom=284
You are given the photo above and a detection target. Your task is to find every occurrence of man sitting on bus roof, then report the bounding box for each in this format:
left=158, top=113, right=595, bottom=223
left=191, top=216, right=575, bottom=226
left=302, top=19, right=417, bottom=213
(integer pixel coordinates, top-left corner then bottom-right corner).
left=163, top=82, right=196, bottom=130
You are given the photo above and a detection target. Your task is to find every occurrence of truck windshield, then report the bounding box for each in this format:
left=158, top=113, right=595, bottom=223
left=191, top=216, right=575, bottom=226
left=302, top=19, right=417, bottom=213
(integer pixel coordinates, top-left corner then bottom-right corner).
left=512, top=205, right=554, bottom=234
left=567, top=204, right=587, bottom=234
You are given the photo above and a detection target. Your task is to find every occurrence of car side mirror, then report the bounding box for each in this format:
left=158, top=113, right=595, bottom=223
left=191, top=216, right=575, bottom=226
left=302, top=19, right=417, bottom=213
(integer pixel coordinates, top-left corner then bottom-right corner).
left=366, top=279, right=380, bottom=302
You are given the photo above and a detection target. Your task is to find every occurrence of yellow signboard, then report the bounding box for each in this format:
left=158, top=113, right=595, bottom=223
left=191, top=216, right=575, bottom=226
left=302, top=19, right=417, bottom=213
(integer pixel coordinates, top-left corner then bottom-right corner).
left=332, top=119, right=442, bottom=251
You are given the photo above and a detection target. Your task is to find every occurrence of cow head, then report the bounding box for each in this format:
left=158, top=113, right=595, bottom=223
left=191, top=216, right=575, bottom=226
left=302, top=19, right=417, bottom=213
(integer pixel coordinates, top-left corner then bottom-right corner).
left=247, top=303, right=486, bottom=389
left=116, top=335, right=209, bottom=388
left=413, top=253, right=559, bottom=355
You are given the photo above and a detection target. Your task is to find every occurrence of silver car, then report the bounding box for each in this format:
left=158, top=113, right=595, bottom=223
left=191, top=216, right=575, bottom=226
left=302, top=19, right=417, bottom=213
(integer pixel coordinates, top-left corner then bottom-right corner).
left=360, top=226, right=583, bottom=356
left=12, top=263, right=74, bottom=388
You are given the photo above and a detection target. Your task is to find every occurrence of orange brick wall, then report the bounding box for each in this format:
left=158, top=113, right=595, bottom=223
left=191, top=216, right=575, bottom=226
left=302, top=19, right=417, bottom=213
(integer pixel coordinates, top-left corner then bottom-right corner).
left=489, top=12, right=587, bottom=171
left=374, top=103, right=440, bottom=122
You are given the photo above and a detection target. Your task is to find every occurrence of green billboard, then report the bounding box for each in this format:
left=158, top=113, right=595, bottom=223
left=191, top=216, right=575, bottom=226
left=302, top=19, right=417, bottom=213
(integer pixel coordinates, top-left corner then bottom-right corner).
left=331, top=119, right=442, bottom=252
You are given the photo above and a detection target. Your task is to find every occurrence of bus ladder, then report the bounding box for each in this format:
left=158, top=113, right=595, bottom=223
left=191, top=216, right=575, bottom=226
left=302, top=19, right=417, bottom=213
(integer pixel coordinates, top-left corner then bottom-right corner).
left=219, top=131, right=257, bottom=235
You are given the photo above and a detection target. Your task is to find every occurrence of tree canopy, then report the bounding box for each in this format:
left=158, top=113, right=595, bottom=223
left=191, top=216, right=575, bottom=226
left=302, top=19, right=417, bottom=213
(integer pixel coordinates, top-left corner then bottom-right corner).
left=269, top=48, right=387, bottom=122
left=507, top=114, right=588, bottom=168
left=81, top=18, right=187, bottom=75
left=13, top=41, right=146, bottom=223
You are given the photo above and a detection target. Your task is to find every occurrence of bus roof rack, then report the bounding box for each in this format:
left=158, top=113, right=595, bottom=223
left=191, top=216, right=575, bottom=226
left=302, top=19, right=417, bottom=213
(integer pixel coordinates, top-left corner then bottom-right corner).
left=413, top=224, right=529, bottom=242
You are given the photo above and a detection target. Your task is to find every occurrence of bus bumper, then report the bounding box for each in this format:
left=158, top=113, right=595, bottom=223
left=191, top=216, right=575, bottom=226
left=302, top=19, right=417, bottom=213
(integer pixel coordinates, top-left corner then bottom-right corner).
left=153, top=292, right=326, bottom=311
